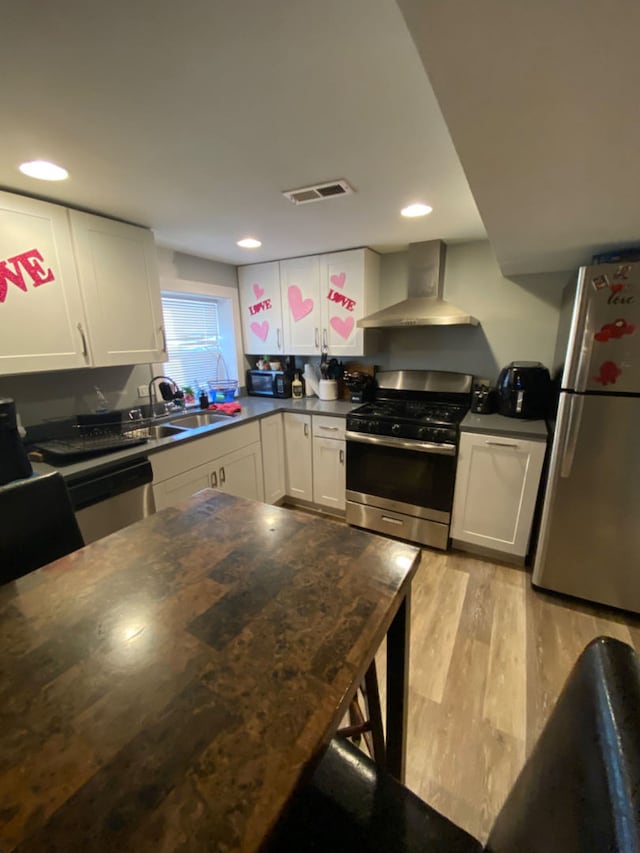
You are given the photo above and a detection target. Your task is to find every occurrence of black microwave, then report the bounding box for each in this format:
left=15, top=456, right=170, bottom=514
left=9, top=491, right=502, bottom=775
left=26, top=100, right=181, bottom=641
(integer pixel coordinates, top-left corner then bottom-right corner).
left=246, top=369, right=292, bottom=398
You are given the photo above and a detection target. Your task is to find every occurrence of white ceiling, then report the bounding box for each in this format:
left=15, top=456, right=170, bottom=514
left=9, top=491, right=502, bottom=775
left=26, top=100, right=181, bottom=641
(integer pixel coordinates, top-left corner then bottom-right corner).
left=0, top=0, right=486, bottom=266
left=398, top=0, right=640, bottom=275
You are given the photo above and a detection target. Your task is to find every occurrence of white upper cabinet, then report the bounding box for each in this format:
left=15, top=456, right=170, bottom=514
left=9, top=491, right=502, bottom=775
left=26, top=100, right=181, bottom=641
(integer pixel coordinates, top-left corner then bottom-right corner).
left=238, top=262, right=284, bottom=355
left=280, top=255, right=321, bottom=355
left=238, top=248, right=380, bottom=357
left=320, top=249, right=379, bottom=357
left=69, top=211, right=166, bottom=366
left=0, top=191, right=165, bottom=375
left=0, top=191, right=89, bottom=375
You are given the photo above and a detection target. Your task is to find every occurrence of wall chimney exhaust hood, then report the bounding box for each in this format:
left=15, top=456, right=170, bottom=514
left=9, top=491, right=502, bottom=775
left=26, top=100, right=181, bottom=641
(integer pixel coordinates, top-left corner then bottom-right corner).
left=358, top=240, right=479, bottom=328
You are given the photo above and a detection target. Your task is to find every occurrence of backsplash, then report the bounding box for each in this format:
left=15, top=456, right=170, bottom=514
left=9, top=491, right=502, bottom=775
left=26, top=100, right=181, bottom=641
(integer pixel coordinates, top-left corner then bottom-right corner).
left=0, top=364, right=153, bottom=428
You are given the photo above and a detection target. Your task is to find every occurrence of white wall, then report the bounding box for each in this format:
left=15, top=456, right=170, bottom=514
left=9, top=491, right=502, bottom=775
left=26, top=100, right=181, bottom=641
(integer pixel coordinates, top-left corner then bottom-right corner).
left=361, top=241, right=568, bottom=383
left=0, top=248, right=239, bottom=426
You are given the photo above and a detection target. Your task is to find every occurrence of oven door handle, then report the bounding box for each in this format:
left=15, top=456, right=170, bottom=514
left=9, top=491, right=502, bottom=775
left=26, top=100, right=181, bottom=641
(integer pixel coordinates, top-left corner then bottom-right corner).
left=345, top=431, right=456, bottom=456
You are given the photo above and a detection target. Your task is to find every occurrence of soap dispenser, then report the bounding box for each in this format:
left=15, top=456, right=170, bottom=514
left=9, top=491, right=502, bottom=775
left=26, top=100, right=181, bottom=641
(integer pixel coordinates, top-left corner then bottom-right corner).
left=292, top=372, right=303, bottom=400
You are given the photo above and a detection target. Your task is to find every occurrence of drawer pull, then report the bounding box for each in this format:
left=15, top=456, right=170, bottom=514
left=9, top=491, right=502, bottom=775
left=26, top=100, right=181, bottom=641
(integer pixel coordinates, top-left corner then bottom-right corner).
left=319, top=425, right=339, bottom=432
left=381, top=516, right=404, bottom=526
left=486, top=440, right=518, bottom=448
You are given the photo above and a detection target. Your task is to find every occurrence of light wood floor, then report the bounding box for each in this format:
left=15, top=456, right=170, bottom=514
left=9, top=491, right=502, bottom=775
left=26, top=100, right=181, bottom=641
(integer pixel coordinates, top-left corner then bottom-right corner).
left=376, top=547, right=640, bottom=844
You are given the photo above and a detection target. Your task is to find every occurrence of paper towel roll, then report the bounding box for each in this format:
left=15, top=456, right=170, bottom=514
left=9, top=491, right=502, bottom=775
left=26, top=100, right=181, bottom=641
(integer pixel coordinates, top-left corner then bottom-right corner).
left=303, top=363, right=318, bottom=396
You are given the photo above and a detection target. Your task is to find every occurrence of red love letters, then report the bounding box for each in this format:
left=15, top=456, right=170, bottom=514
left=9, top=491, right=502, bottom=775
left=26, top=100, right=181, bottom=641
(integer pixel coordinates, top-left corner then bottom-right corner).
left=326, top=288, right=356, bottom=312
left=248, top=298, right=272, bottom=316
left=0, top=248, right=55, bottom=304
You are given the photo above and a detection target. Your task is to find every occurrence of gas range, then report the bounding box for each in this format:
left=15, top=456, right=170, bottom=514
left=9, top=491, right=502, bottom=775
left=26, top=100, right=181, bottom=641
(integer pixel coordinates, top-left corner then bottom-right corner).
left=345, top=370, right=473, bottom=551
left=347, top=399, right=468, bottom=445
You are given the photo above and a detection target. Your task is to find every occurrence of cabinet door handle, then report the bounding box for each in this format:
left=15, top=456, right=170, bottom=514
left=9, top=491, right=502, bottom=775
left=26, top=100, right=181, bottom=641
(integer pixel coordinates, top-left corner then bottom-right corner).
left=159, top=325, right=168, bottom=354
left=315, top=328, right=319, bottom=348
left=277, top=328, right=281, bottom=350
left=485, top=440, right=518, bottom=448
left=322, top=328, right=327, bottom=348
left=211, top=471, right=218, bottom=488
left=339, top=449, right=344, bottom=465
left=76, top=322, right=89, bottom=358
left=219, top=466, right=226, bottom=484
left=304, top=423, right=309, bottom=438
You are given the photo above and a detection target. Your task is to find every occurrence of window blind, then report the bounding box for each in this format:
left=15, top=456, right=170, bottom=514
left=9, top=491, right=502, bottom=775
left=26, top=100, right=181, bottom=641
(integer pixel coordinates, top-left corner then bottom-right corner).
left=161, top=293, right=225, bottom=390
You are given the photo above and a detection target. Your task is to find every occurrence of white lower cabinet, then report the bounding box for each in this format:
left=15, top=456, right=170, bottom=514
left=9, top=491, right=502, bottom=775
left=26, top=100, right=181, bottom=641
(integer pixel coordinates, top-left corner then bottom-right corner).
left=210, top=443, right=264, bottom=502
left=151, top=422, right=264, bottom=510
left=260, top=414, right=286, bottom=504
left=153, top=463, right=211, bottom=511
left=151, top=412, right=346, bottom=514
left=283, top=413, right=313, bottom=502
left=312, top=416, right=345, bottom=511
left=451, top=431, right=546, bottom=560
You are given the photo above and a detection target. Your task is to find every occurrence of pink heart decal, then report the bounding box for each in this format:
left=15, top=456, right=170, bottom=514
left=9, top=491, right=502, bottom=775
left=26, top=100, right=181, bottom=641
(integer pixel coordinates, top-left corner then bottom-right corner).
left=288, top=285, right=314, bottom=322
left=253, top=283, right=265, bottom=299
left=250, top=320, right=269, bottom=342
left=330, top=315, right=354, bottom=340
left=330, top=272, right=346, bottom=289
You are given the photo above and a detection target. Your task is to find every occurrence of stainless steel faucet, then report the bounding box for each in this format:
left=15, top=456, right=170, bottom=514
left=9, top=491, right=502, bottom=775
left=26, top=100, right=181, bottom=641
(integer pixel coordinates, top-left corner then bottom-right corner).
left=147, top=375, right=184, bottom=418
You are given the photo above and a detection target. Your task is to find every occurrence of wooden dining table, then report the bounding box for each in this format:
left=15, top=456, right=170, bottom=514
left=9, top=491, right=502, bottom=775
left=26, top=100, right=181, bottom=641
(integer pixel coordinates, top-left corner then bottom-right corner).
left=0, top=489, right=421, bottom=852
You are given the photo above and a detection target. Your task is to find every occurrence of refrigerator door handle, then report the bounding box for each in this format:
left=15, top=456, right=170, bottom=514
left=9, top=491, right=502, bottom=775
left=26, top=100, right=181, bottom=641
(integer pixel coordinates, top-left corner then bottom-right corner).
left=574, top=302, right=595, bottom=392
left=560, top=394, right=584, bottom=478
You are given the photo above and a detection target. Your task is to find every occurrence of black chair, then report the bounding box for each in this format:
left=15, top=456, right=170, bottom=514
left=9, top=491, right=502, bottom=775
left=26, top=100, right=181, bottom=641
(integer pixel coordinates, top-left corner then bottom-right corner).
left=0, top=472, right=84, bottom=584
left=267, top=636, right=640, bottom=852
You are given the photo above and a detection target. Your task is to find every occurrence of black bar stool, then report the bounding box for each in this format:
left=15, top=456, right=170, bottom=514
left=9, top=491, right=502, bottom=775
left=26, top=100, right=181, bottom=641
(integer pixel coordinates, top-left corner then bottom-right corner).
left=267, top=636, right=640, bottom=852
left=0, top=472, right=84, bottom=584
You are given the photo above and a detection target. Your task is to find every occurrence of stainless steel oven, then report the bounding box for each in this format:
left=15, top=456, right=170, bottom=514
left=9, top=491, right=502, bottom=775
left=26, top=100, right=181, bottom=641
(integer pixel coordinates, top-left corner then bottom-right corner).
left=345, top=370, right=472, bottom=550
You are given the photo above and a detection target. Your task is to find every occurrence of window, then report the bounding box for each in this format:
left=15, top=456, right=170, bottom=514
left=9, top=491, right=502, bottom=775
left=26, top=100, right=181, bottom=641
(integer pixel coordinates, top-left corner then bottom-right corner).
left=161, top=291, right=238, bottom=391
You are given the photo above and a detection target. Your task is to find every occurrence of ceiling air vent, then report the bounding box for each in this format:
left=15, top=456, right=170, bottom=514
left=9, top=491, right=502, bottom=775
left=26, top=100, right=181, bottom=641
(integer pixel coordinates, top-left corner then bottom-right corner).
left=283, top=179, right=354, bottom=205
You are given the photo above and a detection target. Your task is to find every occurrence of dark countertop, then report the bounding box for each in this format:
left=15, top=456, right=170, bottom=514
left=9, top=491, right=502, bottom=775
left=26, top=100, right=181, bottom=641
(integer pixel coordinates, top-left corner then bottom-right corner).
left=461, top=411, right=548, bottom=441
left=32, top=396, right=359, bottom=482
left=0, top=490, right=420, bottom=852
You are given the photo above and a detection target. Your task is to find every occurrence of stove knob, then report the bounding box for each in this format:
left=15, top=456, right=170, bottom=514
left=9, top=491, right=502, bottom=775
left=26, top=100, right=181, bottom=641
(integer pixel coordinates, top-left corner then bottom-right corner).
left=391, top=423, right=401, bottom=435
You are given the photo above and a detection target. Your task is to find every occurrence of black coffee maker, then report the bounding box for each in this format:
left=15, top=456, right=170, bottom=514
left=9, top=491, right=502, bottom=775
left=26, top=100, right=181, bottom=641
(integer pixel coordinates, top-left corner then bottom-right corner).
left=0, top=399, right=32, bottom=486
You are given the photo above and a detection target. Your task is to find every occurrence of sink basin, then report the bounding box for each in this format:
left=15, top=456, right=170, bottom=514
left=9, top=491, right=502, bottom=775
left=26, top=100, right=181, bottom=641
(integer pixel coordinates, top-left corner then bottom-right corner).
left=170, top=412, right=232, bottom=429
left=145, top=424, right=189, bottom=439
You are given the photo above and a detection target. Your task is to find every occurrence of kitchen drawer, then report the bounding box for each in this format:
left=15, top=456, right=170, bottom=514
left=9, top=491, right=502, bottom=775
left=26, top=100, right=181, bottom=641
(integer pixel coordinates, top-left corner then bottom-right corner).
left=312, top=415, right=345, bottom=440
left=151, top=421, right=260, bottom=483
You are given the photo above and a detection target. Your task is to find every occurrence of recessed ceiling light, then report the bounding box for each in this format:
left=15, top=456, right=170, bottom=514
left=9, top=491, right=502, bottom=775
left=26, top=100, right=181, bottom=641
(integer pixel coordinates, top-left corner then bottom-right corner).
left=401, top=203, right=433, bottom=218
left=237, top=237, right=262, bottom=249
left=18, top=160, right=69, bottom=181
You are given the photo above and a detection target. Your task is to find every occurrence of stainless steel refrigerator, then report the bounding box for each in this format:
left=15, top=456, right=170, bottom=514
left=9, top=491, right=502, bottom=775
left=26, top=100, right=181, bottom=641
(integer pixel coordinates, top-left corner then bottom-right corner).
left=533, top=260, right=640, bottom=612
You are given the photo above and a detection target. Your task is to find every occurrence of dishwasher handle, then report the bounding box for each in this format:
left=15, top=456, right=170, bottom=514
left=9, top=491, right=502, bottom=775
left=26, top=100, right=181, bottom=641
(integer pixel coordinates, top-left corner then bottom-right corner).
left=67, top=458, right=153, bottom=511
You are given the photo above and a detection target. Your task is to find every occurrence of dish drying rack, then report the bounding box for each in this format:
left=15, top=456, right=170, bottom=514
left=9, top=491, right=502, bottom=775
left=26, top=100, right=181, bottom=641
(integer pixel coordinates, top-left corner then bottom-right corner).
left=34, top=420, right=149, bottom=461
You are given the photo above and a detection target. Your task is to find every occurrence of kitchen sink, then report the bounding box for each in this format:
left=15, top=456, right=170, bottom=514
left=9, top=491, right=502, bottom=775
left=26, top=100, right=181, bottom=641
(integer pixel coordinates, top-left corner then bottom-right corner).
left=170, top=412, right=233, bottom=429
left=144, top=424, right=189, bottom=439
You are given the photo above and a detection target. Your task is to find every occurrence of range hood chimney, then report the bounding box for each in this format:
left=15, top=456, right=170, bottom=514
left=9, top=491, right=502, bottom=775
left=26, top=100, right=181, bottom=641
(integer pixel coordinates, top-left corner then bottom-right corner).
left=358, top=240, right=479, bottom=328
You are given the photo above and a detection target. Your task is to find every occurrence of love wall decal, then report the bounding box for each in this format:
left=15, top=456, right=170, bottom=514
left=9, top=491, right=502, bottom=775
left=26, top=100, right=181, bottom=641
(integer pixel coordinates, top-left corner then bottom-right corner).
left=330, top=315, right=354, bottom=340
left=250, top=320, right=269, bottom=342
left=288, top=285, right=314, bottom=322
left=0, top=248, right=55, bottom=304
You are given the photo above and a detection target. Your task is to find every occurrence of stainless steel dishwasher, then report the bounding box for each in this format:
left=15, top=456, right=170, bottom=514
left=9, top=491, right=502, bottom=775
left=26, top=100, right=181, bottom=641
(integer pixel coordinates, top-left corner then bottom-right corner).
left=67, top=457, right=155, bottom=544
